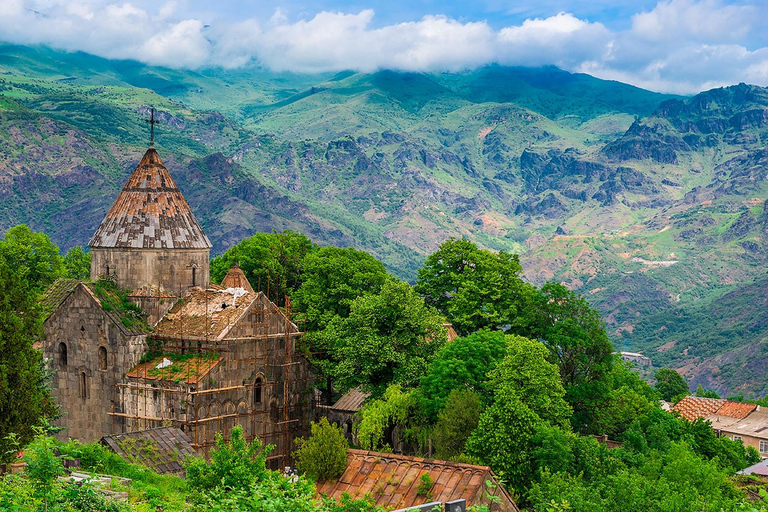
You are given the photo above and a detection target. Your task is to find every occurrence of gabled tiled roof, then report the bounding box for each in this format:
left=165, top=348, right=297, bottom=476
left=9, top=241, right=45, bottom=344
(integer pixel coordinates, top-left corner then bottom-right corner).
left=714, top=401, right=758, bottom=419
left=101, top=427, right=196, bottom=475
left=316, top=450, right=518, bottom=512
left=672, top=396, right=724, bottom=421
left=40, top=278, right=80, bottom=318
left=89, top=148, right=211, bottom=249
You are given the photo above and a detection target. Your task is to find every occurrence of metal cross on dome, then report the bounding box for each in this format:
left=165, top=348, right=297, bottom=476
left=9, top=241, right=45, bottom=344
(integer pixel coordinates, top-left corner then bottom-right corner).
left=145, top=108, right=158, bottom=147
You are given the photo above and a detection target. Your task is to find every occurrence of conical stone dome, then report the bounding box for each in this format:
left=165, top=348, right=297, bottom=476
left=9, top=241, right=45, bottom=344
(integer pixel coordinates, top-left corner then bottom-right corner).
left=90, top=148, right=211, bottom=249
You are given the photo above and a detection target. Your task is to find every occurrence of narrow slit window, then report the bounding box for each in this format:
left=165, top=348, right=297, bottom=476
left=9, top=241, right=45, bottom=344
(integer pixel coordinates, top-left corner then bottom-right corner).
left=98, top=346, right=107, bottom=371
left=59, top=342, right=68, bottom=366
left=192, top=267, right=196, bottom=287
left=79, top=372, right=87, bottom=399
left=254, top=377, right=263, bottom=405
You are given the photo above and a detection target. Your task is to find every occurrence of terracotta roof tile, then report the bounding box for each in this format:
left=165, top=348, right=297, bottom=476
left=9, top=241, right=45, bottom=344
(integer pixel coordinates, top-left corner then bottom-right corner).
left=715, top=401, right=758, bottom=419
left=672, top=396, right=724, bottom=421
left=316, top=450, right=518, bottom=511
left=89, top=148, right=211, bottom=250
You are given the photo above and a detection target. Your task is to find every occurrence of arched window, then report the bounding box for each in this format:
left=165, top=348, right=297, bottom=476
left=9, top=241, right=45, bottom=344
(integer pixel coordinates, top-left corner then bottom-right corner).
left=254, top=377, right=263, bottom=406
left=59, top=342, right=68, bottom=366
left=98, top=346, right=107, bottom=371
left=192, top=267, right=197, bottom=287
left=79, top=372, right=88, bottom=399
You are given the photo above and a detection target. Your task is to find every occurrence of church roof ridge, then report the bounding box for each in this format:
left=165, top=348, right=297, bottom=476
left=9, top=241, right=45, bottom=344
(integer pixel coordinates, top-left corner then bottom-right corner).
left=89, top=148, right=211, bottom=250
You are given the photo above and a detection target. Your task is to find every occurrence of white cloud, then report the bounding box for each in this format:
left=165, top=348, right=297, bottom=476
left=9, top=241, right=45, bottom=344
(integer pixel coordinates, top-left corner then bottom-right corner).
left=0, top=0, right=765, bottom=93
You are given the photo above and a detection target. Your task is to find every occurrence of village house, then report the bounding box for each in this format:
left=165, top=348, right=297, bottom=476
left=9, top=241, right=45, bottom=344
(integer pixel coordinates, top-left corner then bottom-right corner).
left=42, top=144, right=312, bottom=467
left=672, top=396, right=768, bottom=457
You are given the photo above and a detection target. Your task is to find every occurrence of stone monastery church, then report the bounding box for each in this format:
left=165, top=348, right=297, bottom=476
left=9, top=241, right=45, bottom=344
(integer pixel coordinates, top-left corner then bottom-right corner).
left=42, top=145, right=311, bottom=466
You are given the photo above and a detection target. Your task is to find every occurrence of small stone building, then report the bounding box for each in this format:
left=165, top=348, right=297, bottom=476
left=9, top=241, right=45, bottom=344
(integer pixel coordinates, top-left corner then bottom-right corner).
left=43, top=146, right=311, bottom=466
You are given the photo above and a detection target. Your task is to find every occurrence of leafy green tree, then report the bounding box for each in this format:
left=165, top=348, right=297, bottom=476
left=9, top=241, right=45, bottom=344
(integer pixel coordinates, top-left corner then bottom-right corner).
left=186, top=425, right=272, bottom=494
left=695, top=384, right=720, bottom=399
left=292, top=246, right=389, bottom=333
left=293, top=417, right=348, bottom=481
left=320, top=279, right=446, bottom=395
left=415, top=238, right=532, bottom=336
left=62, top=245, right=91, bottom=280
left=431, top=389, right=482, bottom=460
left=0, top=257, right=57, bottom=464
left=654, top=368, right=689, bottom=402
left=210, top=231, right=317, bottom=305
left=23, top=425, right=65, bottom=512
left=521, top=282, right=614, bottom=433
left=0, top=225, right=64, bottom=295
left=419, top=330, right=507, bottom=419
left=466, top=336, right=571, bottom=494
left=356, top=385, right=418, bottom=451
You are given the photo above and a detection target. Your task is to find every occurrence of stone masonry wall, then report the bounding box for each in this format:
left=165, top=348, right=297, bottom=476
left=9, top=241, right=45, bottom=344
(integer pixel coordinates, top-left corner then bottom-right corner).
left=43, top=285, right=146, bottom=442
left=90, top=247, right=210, bottom=294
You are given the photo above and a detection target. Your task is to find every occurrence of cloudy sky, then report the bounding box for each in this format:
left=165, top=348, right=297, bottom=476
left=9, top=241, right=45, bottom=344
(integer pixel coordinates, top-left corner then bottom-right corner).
left=0, top=0, right=765, bottom=94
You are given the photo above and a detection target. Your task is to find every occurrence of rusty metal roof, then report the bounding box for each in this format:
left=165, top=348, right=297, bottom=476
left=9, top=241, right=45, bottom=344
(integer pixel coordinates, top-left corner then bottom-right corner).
left=316, top=450, right=518, bottom=511
left=89, top=148, right=211, bottom=249
left=101, top=427, right=196, bottom=475
left=330, top=388, right=370, bottom=412
left=672, top=396, right=725, bottom=421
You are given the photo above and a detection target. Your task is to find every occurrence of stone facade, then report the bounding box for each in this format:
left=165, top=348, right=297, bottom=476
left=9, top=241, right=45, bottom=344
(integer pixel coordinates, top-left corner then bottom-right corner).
left=90, top=247, right=210, bottom=294
left=42, top=146, right=311, bottom=466
left=43, top=283, right=145, bottom=441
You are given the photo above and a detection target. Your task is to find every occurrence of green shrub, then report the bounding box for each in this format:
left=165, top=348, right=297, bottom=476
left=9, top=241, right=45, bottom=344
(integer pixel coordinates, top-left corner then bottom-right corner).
left=293, top=417, right=348, bottom=481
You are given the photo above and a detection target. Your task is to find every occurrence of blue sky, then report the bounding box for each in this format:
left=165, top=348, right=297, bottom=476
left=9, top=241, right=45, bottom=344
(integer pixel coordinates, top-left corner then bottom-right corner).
left=0, top=0, right=765, bottom=94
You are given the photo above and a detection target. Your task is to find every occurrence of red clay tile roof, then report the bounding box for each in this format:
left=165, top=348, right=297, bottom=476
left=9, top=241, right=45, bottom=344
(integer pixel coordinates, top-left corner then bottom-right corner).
left=672, top=396, right=725, bottom=421
left=89, top=148, right=211, bottom=249
left=316, top=450, right=518, bottom=512
left=714, top=401, right=758, bottom=419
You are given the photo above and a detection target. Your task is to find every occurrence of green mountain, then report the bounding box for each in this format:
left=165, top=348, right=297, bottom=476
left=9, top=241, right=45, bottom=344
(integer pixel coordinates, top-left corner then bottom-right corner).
left=1, top=43, right=767, bottom=397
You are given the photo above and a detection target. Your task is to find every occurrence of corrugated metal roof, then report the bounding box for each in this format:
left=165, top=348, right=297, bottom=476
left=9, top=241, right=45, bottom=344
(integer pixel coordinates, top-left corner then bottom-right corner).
left=672, top=396, right=724, bottom=421
left=316, top=450, right=518, bottom=512
left=330, top=388, right=370, bottom=412
left=101, top=427, right=196, bottom=475
left=89, top=148, right=211, bottom=249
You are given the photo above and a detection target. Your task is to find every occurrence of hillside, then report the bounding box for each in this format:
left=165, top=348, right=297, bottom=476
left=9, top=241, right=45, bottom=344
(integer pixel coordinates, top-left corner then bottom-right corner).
left=0, top=43, right=767, bottom=396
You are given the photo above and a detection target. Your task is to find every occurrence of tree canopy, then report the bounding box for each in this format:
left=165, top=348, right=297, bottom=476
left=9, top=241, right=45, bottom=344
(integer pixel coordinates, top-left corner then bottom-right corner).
left=654, top=368, right=690, bottom=402
left=210, top=231, right=317, bottom=305
left=319, top=279, right=446, bottom=395
left=414, top=238, right=532, bottom=336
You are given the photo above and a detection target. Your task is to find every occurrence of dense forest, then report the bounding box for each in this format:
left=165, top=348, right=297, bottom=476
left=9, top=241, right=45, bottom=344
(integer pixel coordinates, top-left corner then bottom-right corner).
left=1, top=225, right=767, bottom=511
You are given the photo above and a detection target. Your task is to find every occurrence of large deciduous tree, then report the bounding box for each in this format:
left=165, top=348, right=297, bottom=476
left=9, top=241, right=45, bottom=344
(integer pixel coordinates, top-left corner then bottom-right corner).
left=320, top=279, right=446, bottom=396
left=0, top=225, right=64, bottom=295
left=414, top=238, right=532, bottom=336
left=0, top=257, right=57, bottom=463
left=292, top=246, right=389, bottom=333
left=210, top=230, right=316, bottom=305
left=520, top=282, right=614, bottom=433
left=654, top=368, right=690, bottom=402
left=419, top=330, right=507, bottom=420
left=466, top=335, right=570, bottom=493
